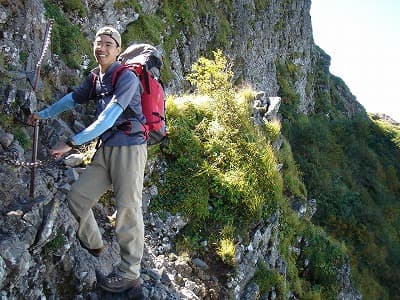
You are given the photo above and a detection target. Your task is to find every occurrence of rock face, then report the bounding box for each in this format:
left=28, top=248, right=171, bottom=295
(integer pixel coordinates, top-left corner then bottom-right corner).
left=0, top=0, right=364, bottom=299
left=0, top=0, right=364, bottom=116
left=337, top=260, right=362, bottom=300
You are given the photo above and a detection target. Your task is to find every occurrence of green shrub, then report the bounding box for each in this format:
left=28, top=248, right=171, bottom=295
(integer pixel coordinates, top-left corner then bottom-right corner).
left=42, top=231, right=66, bottom=256
left=61, top=0, right=86, bottom=17
left=275, top=61, right=300, bottom=121
left=13, top=127, right=31, bottom=149
left=254, top=261, right=285, bottom=299
left=44, top=1, right=93, bottom=70
left=214, top=12, right=232, bottom=49
left=301, top=225, right=347, bottom=298
left=114, top=0, right=141, bottom=11
left=161, top=0, right=195, bottom=33
left=123, top=14, right=164, bottom=46
left=263, top=119, right=281, bottom=142
left=278, top=137, right=307, bottom=198
left=0, top=113, right=30, bottom=149
left=0, top=112, right=13, bottom=130
left=255, top=0, right=271, bottom=11
left=19, top=50, right=28, bottom=66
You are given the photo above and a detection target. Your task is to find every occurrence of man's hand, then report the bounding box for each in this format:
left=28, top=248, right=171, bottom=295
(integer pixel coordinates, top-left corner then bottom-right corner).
left=27, top=113, right=40, bottom=126
left=49, top=142, right=73, bottom=158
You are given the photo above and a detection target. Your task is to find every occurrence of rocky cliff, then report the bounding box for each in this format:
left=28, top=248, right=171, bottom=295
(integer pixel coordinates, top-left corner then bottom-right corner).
left=0, top=0, right=364, bottom=299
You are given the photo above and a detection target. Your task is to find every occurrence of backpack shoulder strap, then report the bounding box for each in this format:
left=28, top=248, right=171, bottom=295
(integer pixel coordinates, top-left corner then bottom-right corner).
left=111, top=63, right=152, bottom=94
left=89, top=72, right=99, bottom=99
left=111, top=64, right=133, bottom=90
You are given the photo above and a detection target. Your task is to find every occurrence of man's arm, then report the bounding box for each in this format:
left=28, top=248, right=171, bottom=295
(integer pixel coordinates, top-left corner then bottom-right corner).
left=71, top=101, right=124, bottom=145
left=27, top=92, right=76, bottom=125
left=50, top=101, right=123, bottom=158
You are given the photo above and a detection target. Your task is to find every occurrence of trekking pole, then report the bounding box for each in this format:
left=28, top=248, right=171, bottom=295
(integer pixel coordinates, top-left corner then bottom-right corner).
left=29, top=19, right=54, bottom=198
left=29, top=120, right=39, bottom=197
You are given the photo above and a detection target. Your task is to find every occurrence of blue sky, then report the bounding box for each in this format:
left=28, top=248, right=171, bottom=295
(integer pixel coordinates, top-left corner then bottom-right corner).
left=310, top=0, right=400, bottom=122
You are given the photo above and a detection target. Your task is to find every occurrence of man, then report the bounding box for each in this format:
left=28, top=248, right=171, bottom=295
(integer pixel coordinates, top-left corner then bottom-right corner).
left=28, top=26, right=147, bottom=295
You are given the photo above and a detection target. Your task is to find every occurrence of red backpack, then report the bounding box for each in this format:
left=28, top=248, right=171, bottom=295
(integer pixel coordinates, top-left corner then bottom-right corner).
left=111, top=43, right=167, bottom=146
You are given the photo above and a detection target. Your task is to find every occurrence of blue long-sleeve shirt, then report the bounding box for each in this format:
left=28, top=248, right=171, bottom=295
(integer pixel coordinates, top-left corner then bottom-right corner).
left=38, top=92, right=123, bottom=145
left=72, top=62, right=146, bottom=146
left=39, top=61, right=145, bottom=147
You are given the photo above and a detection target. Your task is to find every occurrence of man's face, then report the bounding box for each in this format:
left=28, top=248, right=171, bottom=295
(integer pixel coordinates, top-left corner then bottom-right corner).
left=93, top=35, right=121, bottom=69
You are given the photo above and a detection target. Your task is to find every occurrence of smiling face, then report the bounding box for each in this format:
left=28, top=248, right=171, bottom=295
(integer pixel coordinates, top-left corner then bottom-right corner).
left=93, top=34, right=121, bottom=73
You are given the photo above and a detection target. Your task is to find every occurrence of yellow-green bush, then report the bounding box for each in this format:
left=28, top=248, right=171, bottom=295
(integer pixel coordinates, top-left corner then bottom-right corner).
left=216, top=238, right=236, bottom=265
left=152, top=51, right=284, bottom=266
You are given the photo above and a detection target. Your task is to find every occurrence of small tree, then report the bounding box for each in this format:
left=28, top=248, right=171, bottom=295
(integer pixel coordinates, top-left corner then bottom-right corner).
left=186, top=49, right=234, bottom=100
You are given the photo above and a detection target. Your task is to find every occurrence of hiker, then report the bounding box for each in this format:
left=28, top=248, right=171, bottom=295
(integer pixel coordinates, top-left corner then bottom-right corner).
left=27, top=26, right=147, bottom=296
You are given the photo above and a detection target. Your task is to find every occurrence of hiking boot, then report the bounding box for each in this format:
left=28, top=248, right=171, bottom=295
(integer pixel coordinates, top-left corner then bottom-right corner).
left=78, top=239, right=104, bottom=257
left=99, top=271, right=141, bottom=293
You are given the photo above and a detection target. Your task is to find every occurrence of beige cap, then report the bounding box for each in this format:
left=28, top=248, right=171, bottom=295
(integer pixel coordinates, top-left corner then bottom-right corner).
left=95, top=26, right=121, bottom=47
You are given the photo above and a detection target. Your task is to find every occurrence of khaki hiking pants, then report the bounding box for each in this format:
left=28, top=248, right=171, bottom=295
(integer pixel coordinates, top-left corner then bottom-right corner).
left=67, top=144, right=147, bottom=280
